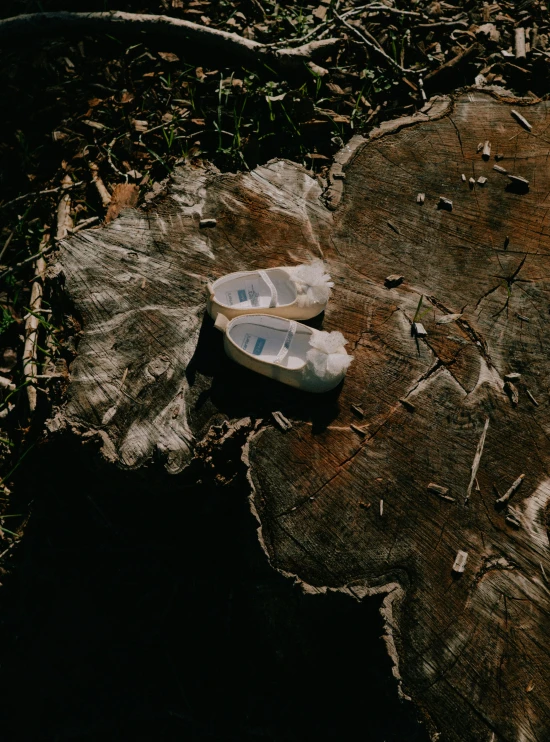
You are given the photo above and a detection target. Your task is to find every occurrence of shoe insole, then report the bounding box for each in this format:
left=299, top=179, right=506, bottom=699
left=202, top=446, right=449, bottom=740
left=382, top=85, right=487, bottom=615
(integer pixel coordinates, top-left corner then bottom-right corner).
left=229, top=322, right=310, bottom=370
left=215, top=271, right=295, bottom=309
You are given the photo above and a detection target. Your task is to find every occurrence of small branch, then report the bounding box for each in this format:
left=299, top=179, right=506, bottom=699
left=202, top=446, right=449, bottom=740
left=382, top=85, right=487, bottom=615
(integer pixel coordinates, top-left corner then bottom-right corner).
left=0, top=245, right=55, bottom=281
left=424, top=43, right=482, bottom=85
left=55, top=175, right=74, bottom=242
left=68, top=216, right=100, bottom=234
left=89, top=163, right=112, bottom=208
left=23, top=234, right=48, bottom=414
left=340, top=3, right=421, bottom=18
left=0, top=229, right=15, bottom=264
left=334, top=11, right=410, bottom=73
left=465, top=417, right=490, bottom=505
left=0, top=11, right=339, bottom=68
left=0, top=181, right=83, bottom=211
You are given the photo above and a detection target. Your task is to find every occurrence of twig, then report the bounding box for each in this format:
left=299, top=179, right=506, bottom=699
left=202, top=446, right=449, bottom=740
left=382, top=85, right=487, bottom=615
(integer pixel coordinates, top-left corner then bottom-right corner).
left=424, top=44, right=482, bottom=84
left=22, top=234, right=48, bottom=413
left=334, top=10, right=415, bottom=73
left=0, top=181, right=83, bottom=211
left=0, top=11, right=339, bottom=69
left=55, top=175, right=73, bottom=241
left=89, top=163, right=112, bottom=207
left=465, top=417, right=489, bottom=504
left=495, top=474, right=525, bottom=507
left=340, top=4, right=421, bottom=18
left=68, top=216, right=100, bottom=234
left=0, top=230, right=15, bottom=264
left=0, top=245, right=55, bottom=281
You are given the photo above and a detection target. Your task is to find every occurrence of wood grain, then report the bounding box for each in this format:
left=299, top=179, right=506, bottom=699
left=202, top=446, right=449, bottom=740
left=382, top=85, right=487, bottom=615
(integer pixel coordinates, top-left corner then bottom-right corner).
left=58, top=92, right=550, bottom=741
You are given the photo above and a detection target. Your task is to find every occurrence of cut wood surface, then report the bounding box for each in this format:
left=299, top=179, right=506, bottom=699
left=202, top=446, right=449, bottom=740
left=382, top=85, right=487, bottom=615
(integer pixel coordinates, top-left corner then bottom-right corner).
left=57, top=91, right=550, bottom=741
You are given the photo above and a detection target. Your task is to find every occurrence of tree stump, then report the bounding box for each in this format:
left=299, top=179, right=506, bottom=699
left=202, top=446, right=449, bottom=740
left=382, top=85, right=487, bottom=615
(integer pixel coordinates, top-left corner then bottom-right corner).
left=56, top=91, right=550, bottom=741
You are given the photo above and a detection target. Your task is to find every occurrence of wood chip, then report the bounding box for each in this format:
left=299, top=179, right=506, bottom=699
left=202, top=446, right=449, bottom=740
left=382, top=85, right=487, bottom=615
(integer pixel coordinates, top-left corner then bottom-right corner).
left=495, top=153, right=504, bottom=160
left=350, top=423, right=369, bottom=436
left=199, top=218, right=217, bottom=228
left=505, top=508, right=522, bottom=528
left=469, top=177, right=476, bottom=188
left=482, top=140, right=491, bottom=159
left=504, top=372, right=521, bottom=382
left=477, top=176, right=487, bottom=185
left=452, top=550, right=468, bottom=573
left=427, top=482, right=454, bottom=500
left=508, top=174, right=530, bottom=191
left=272, top=411, right=292, bottom=431
left=417, top=192, right=425, bottom=204
left=511, top=109, right=532, bottom=131
left=133, top=119, right=149, bottom=132
left=496, top=474, right=525, bottom=506
left=461, top=173, right=466, bottom=181
left=515, top=27, right=527, bottom=59
left=493, top=165, right=507, bottom=174
left=436, top=313, right=462, bottom=324
left=527, top=390, right=539, bottom=406
left=413, top=322, right=427, bottom=337
left=351, top=404, right=365, bottom=418
left=504, top=381, right=519, bottom=405
left=387, top=221, right=400, bottom=234
left=399, top=398, right=415, bottom=412
left=384, top=274, right=404, bottom=288
left=439, top=197, right=453, bottom=211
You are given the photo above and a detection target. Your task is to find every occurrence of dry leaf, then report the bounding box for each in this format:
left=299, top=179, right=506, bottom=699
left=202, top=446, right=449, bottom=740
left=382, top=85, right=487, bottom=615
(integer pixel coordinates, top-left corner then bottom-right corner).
left=158, top=51, right=180, bottom=63
left=191, top=118, right=205, bottom=126
left=87, top=97, right=103, bottom=108
left=326, top=83, right=346, bottom=95
left=105, top=184, right=139, bottom=224
left=195, top=67, right=206, bottom=81
left=120, top=90, right=135, bottom=104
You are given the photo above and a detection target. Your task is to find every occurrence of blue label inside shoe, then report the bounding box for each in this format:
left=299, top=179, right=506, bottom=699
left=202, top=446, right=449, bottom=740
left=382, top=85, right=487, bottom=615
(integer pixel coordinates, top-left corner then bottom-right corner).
left=238, top=289, right=247, bottom=303
left=253, top=337, right=266, bottom=355
left=242, top=333, right=265, bottom=356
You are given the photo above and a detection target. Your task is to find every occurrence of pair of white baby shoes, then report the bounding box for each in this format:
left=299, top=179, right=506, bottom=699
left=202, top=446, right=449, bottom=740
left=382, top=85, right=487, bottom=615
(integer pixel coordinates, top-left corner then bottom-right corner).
left=206, top=260, right=353, bottom=393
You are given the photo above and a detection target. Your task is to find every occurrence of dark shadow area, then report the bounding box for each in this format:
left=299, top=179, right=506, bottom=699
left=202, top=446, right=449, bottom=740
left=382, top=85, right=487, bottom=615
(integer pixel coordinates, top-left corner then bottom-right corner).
left=0, top=435, right=431, bottom=742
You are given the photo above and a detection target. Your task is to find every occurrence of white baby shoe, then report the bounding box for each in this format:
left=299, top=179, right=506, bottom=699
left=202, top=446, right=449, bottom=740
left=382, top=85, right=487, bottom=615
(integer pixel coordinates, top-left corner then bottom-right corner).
left=214, top=313, right=353, bottom=393
left=207, top=259, right=333, bottom=322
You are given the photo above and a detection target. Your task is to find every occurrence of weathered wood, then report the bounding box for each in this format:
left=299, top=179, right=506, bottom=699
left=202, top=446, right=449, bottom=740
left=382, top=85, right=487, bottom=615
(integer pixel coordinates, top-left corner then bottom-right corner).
left=56, top=91, right=550, bottom=741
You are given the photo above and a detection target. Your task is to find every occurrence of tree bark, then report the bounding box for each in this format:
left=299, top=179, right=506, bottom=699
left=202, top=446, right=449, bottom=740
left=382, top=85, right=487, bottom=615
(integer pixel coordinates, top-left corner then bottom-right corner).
left=55, top=90, right=550, bottom=741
